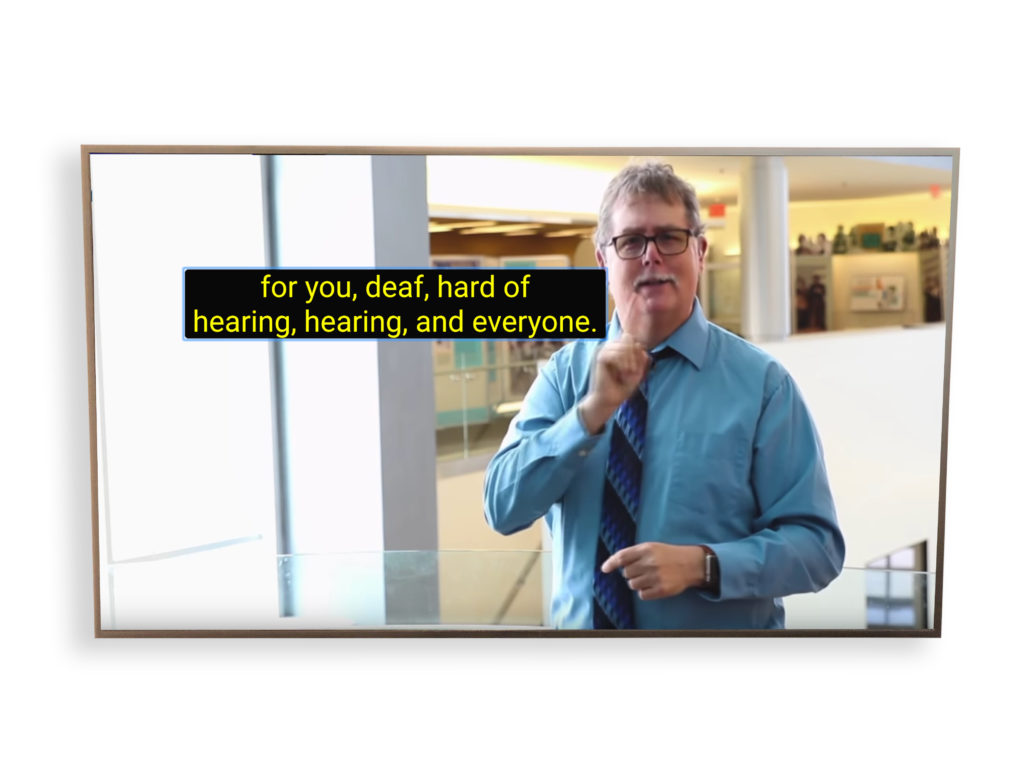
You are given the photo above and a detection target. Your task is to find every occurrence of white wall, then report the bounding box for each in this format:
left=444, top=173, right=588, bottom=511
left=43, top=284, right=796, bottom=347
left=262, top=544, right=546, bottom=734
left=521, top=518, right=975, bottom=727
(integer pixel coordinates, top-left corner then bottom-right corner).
left=91, top=155, right=276, bottom=564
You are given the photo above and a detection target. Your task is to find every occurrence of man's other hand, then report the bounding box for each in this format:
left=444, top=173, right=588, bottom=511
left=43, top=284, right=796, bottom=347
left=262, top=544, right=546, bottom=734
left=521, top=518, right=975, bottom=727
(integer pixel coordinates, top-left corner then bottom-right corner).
left=601, top=542, right=705, bottom=600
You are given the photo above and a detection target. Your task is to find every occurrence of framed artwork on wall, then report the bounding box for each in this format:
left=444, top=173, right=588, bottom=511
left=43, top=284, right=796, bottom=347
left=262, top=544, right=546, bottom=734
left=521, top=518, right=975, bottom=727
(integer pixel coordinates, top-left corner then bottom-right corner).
left=850, top=274, right=906, bottom=312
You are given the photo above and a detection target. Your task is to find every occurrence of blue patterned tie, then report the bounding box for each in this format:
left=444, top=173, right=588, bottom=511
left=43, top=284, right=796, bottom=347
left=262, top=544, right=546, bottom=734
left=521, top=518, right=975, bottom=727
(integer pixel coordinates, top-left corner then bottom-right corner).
left=593, top=350, right=671, bottom=629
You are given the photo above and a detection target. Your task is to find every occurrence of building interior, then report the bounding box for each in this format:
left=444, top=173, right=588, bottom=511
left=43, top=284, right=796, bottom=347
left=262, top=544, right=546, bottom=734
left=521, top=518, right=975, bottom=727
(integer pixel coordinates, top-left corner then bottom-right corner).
left=87, top=151, right=952, bottom=632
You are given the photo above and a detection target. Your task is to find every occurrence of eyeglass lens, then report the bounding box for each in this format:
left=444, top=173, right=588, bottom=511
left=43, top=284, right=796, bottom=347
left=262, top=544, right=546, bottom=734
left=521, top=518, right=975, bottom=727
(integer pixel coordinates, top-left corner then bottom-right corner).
left=614, top=230, right=690, bottom=259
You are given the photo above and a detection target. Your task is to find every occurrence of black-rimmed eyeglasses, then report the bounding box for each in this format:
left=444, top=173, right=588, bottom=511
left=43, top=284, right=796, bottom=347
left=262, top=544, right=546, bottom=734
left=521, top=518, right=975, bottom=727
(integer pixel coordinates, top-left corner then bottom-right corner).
left=604, top=229, right=694, bottom=260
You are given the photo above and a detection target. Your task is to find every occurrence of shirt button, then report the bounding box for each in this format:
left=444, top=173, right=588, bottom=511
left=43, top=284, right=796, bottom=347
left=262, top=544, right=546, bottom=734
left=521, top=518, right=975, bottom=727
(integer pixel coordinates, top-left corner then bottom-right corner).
left=578, top=450, right=588, bottom=457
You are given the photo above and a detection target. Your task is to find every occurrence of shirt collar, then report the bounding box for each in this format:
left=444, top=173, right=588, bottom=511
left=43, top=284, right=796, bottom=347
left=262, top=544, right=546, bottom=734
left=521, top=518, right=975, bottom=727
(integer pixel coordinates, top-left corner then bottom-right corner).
left=607, top=298, right=710, bottom=371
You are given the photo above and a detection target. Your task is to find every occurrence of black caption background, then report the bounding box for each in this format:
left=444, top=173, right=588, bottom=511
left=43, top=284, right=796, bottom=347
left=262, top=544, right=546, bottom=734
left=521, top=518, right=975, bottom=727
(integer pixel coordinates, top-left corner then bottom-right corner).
left=184, top=268, right=608, bottom=340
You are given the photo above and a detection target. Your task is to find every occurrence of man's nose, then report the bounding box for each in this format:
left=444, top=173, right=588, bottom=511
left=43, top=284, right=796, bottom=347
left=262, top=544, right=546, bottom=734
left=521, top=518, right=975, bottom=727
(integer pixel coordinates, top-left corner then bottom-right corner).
left=641, top=237, right=665, bottom=264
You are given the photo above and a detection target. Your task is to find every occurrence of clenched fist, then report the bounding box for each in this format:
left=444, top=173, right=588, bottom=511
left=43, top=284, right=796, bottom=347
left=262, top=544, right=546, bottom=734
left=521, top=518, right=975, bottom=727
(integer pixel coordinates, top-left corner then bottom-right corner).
left=579, top=333, right=651, bottom=435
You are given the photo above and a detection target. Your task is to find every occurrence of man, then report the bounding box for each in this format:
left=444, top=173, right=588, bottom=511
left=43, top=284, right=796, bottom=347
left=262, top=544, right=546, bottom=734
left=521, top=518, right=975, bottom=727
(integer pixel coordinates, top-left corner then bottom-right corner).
left=483, top=160, right=844, bottom=630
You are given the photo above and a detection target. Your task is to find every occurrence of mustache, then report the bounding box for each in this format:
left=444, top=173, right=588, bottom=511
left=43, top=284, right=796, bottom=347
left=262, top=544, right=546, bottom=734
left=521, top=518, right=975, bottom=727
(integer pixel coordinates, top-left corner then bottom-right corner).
left=632, top=274, right=678, bottom=290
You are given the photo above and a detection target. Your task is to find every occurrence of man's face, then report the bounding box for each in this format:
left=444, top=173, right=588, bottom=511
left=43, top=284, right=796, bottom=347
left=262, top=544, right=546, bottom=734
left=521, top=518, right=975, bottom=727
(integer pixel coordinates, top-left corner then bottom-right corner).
left=596, top=193, right=707, bottom=339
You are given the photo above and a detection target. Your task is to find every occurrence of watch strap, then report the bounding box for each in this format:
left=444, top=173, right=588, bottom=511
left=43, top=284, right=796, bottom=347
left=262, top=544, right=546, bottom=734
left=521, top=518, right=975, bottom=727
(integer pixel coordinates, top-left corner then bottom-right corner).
left=699, top=545, right=720, bottom=592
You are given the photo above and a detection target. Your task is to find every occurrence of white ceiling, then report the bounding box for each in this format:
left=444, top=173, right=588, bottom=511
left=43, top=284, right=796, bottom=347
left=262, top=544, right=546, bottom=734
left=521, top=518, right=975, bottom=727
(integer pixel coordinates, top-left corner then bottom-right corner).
left=427, top=153, right=955, bottom=220
left=512, top=154, right=955, bottom=204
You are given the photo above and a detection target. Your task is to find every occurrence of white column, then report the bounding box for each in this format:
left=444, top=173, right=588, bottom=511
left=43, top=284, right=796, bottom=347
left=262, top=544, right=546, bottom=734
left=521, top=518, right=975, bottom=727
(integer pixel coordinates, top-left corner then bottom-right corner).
left=271, top=154, right=437, bottom=626
left=739, top=157, right=790, bottom=342
left=371, top=155, right=439, bottom=625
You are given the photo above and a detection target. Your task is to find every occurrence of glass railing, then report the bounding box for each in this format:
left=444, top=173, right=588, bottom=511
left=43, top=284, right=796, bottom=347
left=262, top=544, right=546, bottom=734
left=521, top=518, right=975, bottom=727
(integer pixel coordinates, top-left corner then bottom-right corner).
left=434, top=354, right=562, bottom=461
left=102, top=542, right=936, bottom=632
left=783, top=566, right=935, bottom=631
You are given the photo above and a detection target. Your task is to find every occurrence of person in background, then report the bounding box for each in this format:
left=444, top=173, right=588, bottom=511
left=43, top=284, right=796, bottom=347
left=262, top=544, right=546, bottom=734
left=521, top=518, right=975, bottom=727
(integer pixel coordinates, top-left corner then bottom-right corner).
left=795, top=276, right=810, bottom=331
left=832, top=225, right=849, bottom=254
left=808, top=273, right=827, bottom=330
left=924, top=276, right=943, bottom=322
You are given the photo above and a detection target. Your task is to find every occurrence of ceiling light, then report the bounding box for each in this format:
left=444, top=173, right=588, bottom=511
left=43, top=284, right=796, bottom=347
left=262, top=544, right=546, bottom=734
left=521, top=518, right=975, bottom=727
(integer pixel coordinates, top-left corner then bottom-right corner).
left=543, top=228, right=596, bottom=238
left=442, top=220, right=500, bottom=229
left=460, top=224, right=544, bottom=234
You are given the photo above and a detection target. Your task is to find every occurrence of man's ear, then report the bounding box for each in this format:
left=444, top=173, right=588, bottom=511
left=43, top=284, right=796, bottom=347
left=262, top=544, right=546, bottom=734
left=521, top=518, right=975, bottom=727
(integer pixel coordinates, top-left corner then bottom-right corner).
left=696, top=236, right=708, bottom=272
left=595, top=247, right=607, bottom=268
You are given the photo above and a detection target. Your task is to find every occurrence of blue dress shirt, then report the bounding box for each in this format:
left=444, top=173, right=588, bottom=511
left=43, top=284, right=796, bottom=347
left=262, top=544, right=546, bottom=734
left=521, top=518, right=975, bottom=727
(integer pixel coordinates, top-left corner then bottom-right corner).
left=483, top=300, right=845, bottom=630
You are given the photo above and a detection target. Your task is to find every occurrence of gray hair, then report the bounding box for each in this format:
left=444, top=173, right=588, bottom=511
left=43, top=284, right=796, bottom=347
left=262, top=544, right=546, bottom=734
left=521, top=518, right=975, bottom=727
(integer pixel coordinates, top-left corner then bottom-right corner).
left=594, top=160, right=704, bottom=247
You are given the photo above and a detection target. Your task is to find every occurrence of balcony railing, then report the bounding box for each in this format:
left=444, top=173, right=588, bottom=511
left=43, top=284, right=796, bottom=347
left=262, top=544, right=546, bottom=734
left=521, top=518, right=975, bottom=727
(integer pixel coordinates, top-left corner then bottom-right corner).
left=102, top=541, right=935, bottom=633
left=434, top=355, right=558, bottom=461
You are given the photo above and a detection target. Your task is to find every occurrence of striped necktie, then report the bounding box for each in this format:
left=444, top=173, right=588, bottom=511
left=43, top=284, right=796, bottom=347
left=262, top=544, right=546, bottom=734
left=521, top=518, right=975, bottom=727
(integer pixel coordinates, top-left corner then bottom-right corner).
left=593, top=348, right=673, bottom=629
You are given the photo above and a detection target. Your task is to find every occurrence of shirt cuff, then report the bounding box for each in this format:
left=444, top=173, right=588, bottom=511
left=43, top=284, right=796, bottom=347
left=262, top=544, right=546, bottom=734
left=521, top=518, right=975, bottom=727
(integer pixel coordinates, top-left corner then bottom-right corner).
left=574, top=402, right=607, bottom=437
left=559, top=403, right=603, bottom=457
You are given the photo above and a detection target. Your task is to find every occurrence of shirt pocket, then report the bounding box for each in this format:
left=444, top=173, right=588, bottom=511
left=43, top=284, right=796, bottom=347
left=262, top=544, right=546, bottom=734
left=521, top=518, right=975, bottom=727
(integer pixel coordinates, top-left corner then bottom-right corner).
left=666, top=432, right=748, bottom=516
